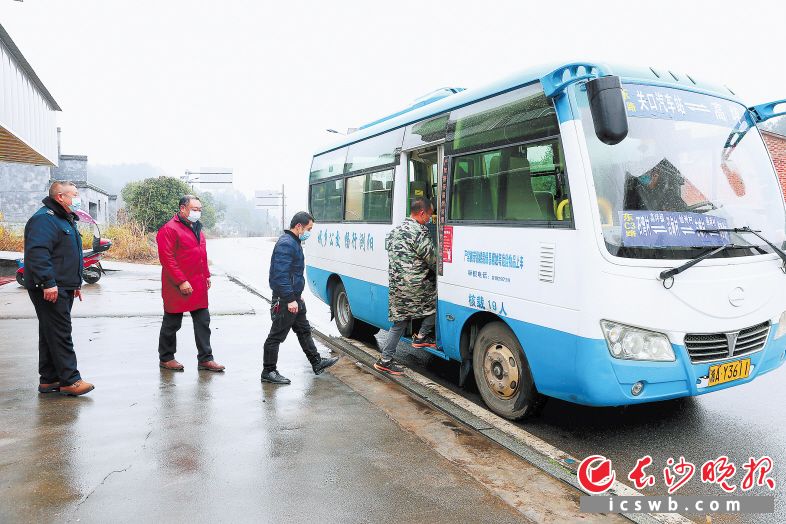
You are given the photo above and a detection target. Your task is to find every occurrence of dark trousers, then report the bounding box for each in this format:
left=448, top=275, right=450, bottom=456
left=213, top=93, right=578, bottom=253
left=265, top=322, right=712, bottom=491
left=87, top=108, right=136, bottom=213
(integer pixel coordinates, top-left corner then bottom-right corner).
left=28, top=289, right=81, bottom=386
left=380, top=313, right=437, bottom=360
left=263, top=298, right=320, bottom=372
left=158, top=308, right=214, bottom=363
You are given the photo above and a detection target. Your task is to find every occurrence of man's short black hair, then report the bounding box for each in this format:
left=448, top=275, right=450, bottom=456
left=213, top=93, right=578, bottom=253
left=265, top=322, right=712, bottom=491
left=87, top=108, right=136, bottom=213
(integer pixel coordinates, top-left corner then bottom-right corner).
left=410, top=197, right=433, bottom=215
left=290, top=211, right=314, bottom=229
left=179, top=195, right=200, bottom=208
left=49, top=180, right=76, bottom=199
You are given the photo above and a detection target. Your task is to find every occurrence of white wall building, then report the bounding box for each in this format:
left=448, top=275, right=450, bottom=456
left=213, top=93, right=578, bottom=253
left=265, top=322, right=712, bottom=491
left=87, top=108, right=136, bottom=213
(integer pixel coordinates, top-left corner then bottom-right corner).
left=0, top=22, right=61, bottom=224
left=0, top=22, right=60, bottom=166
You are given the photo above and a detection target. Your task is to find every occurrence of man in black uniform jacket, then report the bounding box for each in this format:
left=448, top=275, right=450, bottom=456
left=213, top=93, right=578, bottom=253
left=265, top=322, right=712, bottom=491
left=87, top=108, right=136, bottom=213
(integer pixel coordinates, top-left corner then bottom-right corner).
left=23, top=181, right=94, bottom=396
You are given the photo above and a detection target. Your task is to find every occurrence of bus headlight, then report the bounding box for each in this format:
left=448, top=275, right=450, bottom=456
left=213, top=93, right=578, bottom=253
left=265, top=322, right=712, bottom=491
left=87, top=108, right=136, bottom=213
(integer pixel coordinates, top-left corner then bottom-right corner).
left=775, top=311, right=786, bottom=339
left=600, top=320, right=675, bottom=362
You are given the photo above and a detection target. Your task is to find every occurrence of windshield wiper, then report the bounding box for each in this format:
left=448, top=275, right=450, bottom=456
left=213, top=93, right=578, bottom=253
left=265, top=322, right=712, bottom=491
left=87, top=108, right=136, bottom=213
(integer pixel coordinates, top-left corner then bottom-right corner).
left=659, top=244, right=748, bottom=283
left=696, top=226, right=786, bottom=269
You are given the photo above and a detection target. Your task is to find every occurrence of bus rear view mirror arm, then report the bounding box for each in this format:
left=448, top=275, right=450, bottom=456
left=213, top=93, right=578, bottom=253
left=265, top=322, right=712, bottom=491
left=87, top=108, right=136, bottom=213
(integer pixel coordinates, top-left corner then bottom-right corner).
left=749, top=99, right=786, bottom=123
left=586, top=76, right=629, bottom=145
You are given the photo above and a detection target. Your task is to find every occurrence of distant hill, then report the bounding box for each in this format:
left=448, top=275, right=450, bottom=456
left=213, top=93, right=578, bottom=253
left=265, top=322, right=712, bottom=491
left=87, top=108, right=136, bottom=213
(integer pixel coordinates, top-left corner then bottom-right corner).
left=87, top=163, right=168, bottom=195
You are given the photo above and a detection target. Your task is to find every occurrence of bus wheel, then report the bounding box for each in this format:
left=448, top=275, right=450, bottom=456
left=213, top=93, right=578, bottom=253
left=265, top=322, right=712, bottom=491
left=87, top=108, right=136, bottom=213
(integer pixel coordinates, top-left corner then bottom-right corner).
left=332, top=282, right=379, bottom=338
left=472, top=322, right=540, bottom=421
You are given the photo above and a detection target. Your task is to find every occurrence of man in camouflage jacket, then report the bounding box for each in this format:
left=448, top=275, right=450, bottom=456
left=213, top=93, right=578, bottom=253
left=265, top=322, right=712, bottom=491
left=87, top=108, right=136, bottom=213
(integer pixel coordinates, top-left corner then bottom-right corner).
left=375, top=197, right=438, bottom=375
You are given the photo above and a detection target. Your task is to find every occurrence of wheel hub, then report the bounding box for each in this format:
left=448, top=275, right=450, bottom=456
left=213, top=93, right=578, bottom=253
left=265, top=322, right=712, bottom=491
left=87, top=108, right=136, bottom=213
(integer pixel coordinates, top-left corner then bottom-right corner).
left=483, top=343, right=520, bottom=400
left=337, top=291, right=351, bottom=326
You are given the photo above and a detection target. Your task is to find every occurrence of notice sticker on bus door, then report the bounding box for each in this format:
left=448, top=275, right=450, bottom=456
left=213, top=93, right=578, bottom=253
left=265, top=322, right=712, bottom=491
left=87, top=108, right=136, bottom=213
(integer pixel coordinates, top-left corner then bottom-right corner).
left=438, top=155, right=450, bottom=276
left=442, top=225, right=453, bottom=263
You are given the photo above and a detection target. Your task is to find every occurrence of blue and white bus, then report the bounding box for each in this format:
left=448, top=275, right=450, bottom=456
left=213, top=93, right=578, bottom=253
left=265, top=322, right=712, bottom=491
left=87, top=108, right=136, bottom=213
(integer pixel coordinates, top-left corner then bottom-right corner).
left=305, top=62, right=786, bottom=420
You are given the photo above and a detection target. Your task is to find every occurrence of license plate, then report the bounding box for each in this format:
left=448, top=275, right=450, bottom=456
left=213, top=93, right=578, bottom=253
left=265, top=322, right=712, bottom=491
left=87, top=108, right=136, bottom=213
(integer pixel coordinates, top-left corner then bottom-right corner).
left=708, top=358, right=751, bottom=387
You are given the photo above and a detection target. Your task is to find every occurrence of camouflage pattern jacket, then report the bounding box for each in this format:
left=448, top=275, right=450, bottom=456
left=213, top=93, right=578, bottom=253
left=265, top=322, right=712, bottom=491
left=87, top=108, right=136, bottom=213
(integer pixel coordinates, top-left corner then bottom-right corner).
left=386, top=217, right=437, bottom=322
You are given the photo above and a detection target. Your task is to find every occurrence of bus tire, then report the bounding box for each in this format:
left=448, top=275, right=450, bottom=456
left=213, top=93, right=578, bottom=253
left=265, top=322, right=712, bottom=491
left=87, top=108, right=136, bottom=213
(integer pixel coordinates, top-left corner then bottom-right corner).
left=332, top=281, right=378, bottom=338
left=472, top=321, right=540, bottom=421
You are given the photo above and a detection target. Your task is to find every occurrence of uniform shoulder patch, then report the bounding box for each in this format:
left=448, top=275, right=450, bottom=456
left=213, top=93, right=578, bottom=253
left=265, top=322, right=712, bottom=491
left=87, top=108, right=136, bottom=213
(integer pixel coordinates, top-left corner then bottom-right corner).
left=46, top=210, right=54, bottom=215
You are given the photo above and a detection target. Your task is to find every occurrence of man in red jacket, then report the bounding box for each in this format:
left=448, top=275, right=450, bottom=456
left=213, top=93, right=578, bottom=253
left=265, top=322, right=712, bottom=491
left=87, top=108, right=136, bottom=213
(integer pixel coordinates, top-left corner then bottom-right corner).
left=156, top=195, right=225, bottom=372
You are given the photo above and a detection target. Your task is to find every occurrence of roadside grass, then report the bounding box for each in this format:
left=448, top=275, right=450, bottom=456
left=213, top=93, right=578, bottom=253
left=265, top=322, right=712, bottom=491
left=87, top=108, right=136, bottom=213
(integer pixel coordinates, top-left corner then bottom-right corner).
left=101, top=222, right=158, bottom=263
left=0, top=220, right=159, bottom=263
left=0, top=224, right=24, bottom=252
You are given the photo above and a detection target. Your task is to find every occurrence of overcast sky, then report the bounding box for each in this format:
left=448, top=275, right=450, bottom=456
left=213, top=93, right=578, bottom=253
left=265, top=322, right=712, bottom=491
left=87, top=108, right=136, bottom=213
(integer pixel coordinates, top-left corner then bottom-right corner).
left=2, top=0, right=785, bottom=210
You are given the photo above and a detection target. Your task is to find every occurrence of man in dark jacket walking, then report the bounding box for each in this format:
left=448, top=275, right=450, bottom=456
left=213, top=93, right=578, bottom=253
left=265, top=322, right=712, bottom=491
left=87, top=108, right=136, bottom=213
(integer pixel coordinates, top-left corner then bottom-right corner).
left=24, top=181, right=94, bottom=396
left=261, top=211, right=338, bottom=384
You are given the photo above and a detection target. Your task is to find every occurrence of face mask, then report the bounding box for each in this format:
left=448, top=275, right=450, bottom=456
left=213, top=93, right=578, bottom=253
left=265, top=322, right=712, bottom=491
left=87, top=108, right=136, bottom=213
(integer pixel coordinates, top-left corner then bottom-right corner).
left=639, top=175, right=652, bottom=186
left=68, top=196, right=82, bottom=213
left=299, top=231, right=311, bottom=242
left=187, top=210, right=201, bottom=223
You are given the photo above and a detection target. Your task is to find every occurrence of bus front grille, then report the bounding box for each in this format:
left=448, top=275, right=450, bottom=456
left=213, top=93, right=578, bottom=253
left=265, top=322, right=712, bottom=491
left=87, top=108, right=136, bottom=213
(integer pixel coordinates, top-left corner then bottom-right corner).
left=684, top=321, right=771, bottom=363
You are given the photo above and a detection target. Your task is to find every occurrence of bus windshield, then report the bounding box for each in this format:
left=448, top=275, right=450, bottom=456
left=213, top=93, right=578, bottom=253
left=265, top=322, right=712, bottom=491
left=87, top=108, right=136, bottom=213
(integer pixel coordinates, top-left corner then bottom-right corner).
left=579, top=83, right=786, bottom=260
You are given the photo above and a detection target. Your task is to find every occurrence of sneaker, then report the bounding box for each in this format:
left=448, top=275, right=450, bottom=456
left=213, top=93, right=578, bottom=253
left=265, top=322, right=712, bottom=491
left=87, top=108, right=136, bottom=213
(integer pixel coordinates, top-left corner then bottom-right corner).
left=261, top=369, right=291, bottom=385
left=411, top=334, right=437, bottom=348
left=373, top=358, right=405, bottom=376
left=312, top=356, right=339, bottom=375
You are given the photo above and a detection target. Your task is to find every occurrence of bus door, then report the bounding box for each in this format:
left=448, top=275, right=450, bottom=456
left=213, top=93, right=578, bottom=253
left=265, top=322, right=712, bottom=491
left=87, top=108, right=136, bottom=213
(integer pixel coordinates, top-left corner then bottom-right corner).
left=406, top=145, right=448, bottom=354
left=407, top=145, right=441, bottom=245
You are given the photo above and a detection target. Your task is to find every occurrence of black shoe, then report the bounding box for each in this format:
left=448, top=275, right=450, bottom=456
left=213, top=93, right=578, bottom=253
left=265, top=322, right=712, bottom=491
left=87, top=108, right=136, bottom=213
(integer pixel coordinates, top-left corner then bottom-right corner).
left=261, top=369, right=291, bottom=384
left=373, top=358, right=405, bottom=376
left=412, top=334, right=437, bottom=348
left=312, top=356, right=339, bottom=375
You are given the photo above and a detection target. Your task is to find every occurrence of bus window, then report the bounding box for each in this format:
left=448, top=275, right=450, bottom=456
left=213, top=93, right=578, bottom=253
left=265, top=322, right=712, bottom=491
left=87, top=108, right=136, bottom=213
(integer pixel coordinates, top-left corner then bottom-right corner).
left=403, top=114, right=449, bottom=150
left=446, top=83, right=558, bottom=155
left=408, top=148, right=438, bottom=209
left=449, top=138, right=571, bottom=223
left=309, top=179, right=344, bottom=222
left=310, top=148, right=347, bottom=182
left=344, top=169, right=394, bottom=222
left=345, top=129, right=404, bottom=173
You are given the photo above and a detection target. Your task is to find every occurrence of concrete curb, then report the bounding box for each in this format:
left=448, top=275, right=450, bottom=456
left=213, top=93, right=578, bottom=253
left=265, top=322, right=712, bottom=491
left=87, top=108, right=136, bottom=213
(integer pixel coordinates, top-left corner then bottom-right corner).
left=225, top=274, right=691, bottom=524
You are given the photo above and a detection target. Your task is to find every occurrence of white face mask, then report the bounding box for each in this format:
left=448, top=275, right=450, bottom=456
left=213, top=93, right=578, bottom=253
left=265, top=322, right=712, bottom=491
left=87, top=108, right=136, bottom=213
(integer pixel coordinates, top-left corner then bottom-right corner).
left=65, top=195, right=82, bottom=212
left=187, top=210, right=201, bottom=223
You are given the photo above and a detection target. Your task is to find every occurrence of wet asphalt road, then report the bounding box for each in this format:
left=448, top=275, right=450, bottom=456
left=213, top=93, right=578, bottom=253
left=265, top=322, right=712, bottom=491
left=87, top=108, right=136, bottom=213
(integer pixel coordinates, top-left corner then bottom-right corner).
left=0, top=265, right=533, bottom=523
left=211, top=237, right=786, bottom=524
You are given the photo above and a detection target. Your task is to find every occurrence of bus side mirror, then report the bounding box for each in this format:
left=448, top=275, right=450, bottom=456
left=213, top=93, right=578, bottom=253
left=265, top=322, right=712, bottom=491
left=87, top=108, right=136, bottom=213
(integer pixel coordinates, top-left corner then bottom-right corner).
left=587, top=76, right=628, bottom=145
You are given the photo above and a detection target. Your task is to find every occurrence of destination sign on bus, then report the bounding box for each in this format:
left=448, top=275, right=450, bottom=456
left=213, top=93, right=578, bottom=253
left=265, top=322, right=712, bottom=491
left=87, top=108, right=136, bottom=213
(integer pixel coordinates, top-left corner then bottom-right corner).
left=622, top=84, right=745, bottom=127
left=620, top=211, right=730, bottom=248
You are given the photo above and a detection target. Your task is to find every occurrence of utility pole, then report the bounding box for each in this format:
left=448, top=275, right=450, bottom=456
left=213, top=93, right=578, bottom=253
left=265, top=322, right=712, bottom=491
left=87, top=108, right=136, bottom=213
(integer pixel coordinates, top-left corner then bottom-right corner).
left=281, top=184, right=286, bottom=234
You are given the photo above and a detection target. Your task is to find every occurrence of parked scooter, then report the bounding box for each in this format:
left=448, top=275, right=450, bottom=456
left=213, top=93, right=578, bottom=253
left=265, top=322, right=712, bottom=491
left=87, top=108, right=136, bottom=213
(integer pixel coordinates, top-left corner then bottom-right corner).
left=16, top=209, right=113, bottom=286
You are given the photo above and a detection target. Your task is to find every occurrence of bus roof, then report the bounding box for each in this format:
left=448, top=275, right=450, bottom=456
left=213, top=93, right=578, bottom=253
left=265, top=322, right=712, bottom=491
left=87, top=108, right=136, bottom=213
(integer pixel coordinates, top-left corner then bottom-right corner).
left=314, top=60, right=741, bottom=156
